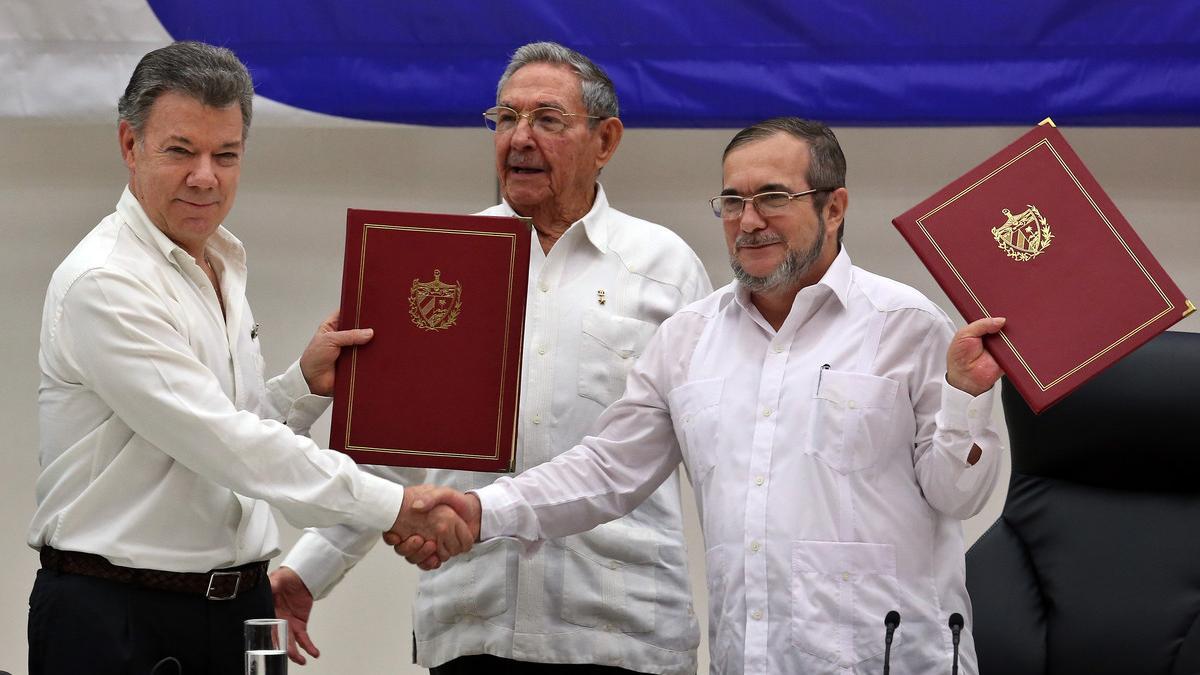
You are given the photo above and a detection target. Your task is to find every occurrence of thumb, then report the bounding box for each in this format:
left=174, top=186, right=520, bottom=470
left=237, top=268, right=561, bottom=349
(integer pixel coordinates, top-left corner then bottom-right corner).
left=960, top=316, right=1005, bottom=339
left=412, top=486, right=472, bottom=516
left=325, top=327, right=374, bottom=347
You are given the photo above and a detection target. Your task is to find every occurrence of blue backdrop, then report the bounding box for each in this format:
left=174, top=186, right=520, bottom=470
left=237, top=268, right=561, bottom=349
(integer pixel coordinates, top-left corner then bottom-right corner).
left=148, top=1, right=1200, bottom=127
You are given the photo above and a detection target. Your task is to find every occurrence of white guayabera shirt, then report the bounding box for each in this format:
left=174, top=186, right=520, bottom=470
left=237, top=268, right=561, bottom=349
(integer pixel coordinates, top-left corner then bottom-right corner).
left=284, top=185, right=712, bottom=673
left=476, top=249, right=1003, bottom=675
left=30, top=188, right=406, bottom=573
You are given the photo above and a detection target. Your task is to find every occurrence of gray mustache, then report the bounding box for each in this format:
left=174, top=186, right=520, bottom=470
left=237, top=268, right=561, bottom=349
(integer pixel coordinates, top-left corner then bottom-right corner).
left=736, top=233, right=783, bottom=248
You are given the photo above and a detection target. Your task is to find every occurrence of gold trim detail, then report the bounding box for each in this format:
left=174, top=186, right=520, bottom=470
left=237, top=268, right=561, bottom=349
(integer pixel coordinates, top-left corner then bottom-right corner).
left=1038, top=117, right=1057, bottom=127
left=1185, top=300, right=1197, bottom=317
left=343, top=223, right=520, bottom=465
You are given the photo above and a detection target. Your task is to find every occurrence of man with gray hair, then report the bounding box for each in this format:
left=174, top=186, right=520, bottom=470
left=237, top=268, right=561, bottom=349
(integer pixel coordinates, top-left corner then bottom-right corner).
left=272, top=41, right=710, bottom=674
left=27, top=41, right=469, bottom=675
left=408, top=117, right=1008, bottom=673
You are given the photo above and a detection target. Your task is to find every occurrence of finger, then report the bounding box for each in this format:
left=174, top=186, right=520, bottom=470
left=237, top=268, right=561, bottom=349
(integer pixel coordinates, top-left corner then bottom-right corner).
left=452, top=516, right=473, bottom=554
left=395, top=535, right=430, bottom=563
left=418, top=554, right=442, bottom=571
left=436, top=535, right=453, bottom=561
left=958, top=316, right=1006, bottom=339
left=294, top=625, right=320, bottom=660
left=382, top=530, right=404, bottom=546
left=286, top=630, right=305, bottom=665
left=388, top=533, right=424, bottom=551
left=407, top=539, right=438, bottom=565
left=413, top=486, right=473, bottom=516
left=324, top=327, right=374, bottom=347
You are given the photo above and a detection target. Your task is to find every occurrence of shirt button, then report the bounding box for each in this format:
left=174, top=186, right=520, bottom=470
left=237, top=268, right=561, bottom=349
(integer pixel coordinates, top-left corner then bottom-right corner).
left=773, top=344, right=783, bottom=353
left=532, top=414, right=542, bottom=425
left=538, top=282, right=549, bottom=292
left=608, top=561, right=619, bottom=570
left=762, top=407, right=773, bottom=417
left=968, top=409, right=978, bottom=418
left=750, top=541, right=760, bottom=552
left=751, top=609, right=763, bottom=620
left=755, top=476, right=765, bottom=486
left=537, top=346, right=547, bottom=355
left=847, top=400, right=858, bottom=410
left=842, top=572, right=850, bottom=581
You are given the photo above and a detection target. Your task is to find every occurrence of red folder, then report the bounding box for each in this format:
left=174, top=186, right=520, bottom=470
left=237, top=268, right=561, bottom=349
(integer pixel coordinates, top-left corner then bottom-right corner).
left=330, top=209, right=530, bottom=470
left=893, top=121, right=1193, bottom=413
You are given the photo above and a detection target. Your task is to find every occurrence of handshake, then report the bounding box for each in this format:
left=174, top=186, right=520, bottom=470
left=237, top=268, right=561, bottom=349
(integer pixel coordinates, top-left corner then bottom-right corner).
left=269, top=485, right=483, bottom=665
left=383, top=484, right=482, bottom=570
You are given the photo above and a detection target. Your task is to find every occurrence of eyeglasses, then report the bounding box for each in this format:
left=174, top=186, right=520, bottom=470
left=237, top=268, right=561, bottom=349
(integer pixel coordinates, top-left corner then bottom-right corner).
left=709, top=188, right=833, bottom=219
left=483, top=106, right=603, bottom=135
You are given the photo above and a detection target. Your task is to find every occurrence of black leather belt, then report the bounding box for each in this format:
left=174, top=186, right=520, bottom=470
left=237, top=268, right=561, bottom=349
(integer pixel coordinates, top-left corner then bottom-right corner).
left=40, top=546, right=267, bottom=600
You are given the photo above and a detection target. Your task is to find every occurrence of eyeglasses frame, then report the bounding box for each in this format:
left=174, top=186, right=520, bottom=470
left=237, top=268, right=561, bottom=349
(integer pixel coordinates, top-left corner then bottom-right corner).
left=483, top=105, right=605, bottom=135
left=709, top=188, right=835, bottom=219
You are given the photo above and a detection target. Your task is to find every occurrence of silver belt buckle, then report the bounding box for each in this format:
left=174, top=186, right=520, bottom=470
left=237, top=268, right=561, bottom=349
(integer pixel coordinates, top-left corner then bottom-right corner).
left=205, top=570, right=242, bottom=600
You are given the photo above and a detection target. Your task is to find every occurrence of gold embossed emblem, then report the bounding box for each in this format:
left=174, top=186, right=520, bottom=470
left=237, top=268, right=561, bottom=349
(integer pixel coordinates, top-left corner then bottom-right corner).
left=409, top=269, right=462, bottom=331
left=991, top=205, right=1053, bottom=262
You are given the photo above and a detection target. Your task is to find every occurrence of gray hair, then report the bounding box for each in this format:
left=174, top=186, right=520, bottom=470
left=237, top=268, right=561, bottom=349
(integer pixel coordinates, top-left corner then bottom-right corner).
left=118, top=41, right=255, bottom=140
left=496, top=41, right=619, bottom=124
left=724, top=117, right=848, bottom=242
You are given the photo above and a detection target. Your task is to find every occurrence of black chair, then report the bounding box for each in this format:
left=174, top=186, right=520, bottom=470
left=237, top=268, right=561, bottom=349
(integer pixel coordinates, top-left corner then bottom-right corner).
left=966, top=330, right=1200, bottom=675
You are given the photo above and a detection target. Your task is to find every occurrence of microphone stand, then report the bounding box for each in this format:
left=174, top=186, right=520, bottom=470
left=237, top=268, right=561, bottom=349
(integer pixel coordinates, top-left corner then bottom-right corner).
left=883, top=610, right=901, bottom=675
left=948, top=612, right=964, bottom=675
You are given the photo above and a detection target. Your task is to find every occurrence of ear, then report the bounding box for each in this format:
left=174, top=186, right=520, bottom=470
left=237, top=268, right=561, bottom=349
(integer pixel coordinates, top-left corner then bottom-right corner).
left=118, top=120, right=138, bottom=173
left=592, top=117, right=624, bottom=170
left=822, top=187, right=849, bottom=239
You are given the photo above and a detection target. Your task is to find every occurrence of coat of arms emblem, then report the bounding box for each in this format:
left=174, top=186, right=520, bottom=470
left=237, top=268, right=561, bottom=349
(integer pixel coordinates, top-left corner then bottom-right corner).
left=409, top=269, right=462, bottom=331
left=991, top=204, right=1054, bottom=262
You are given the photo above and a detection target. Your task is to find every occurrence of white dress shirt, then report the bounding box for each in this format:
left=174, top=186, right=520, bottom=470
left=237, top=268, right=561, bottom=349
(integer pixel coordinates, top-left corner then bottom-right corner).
left=283, top=185, right=711, bottom=673
left=29, top=188, right=405, bottom=573
left=476, top=248, right=1003, bottom=675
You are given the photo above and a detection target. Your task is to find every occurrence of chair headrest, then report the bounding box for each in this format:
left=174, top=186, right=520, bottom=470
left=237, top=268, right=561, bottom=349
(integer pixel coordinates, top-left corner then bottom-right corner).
left=1001, top=330, right=1200, bottom=493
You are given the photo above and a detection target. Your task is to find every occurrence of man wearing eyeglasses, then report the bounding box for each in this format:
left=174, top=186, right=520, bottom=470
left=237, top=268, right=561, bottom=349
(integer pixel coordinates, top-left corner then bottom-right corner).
left=414, top=117, right=1008, bottom=674
left=272, top=42, right=710, bottom=674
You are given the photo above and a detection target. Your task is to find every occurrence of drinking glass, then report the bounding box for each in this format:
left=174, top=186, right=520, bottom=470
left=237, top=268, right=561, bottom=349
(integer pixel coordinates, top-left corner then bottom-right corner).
left=244, top=618, right=288, bottom=675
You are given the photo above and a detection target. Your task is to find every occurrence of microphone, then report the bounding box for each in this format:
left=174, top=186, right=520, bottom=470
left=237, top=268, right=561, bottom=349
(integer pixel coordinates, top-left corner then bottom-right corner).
left=882, top=610, right=901, bottom=675
left=948, top=612, right=964, bottom=675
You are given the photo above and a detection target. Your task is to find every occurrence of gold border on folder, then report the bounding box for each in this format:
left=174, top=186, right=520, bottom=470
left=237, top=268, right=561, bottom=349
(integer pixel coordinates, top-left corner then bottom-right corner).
left=914, top=136, right=1176, bottom=393
left=343, top=222, right=520, bottom=468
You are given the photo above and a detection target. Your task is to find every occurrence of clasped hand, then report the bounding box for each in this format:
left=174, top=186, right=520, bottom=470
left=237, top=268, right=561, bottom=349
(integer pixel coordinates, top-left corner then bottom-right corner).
left=383, top=484, right=481, bottom=570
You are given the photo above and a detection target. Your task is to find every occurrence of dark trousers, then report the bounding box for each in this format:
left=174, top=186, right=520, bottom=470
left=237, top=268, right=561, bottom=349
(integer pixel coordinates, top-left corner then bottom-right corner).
left=431, top=654, right=651, bottom=675
left=28, top=568, right=274, bottom=675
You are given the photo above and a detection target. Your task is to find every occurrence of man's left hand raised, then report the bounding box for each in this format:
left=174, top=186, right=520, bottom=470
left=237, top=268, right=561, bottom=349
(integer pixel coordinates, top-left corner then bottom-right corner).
left=299, top=310, right=374, bottom=396
left=946, top=316, right=1006, bottom=397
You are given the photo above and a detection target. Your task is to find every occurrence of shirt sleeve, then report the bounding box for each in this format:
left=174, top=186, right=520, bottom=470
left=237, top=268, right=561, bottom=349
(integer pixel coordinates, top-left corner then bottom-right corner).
left=260, top=359, right=332, bottom=435
left=282, top=466, right=427, bottom=598
left=52, top=268, right=405, bottom=531
left=909, top=316, right=1004, bottom=519
left=475, top=317, right=688, bottom=543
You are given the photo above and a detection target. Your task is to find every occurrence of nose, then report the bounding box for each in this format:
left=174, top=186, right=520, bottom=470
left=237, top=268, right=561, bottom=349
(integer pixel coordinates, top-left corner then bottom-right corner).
left=509, top=116, right=537, bottom=149
left=738, top=201, right=769, bottom=232
left=187, top=155, right=218, bottom=189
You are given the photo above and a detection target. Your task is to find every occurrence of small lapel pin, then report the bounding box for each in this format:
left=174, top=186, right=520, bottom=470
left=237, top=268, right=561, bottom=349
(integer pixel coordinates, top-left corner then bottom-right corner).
left=597, top=289, right=606, bottom=305
left=251, top=323, right=261, bottom=340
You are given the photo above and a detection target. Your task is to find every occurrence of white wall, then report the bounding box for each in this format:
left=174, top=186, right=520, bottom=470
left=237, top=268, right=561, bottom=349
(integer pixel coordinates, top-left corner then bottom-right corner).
left=2, top=118, right=1196, bottom=674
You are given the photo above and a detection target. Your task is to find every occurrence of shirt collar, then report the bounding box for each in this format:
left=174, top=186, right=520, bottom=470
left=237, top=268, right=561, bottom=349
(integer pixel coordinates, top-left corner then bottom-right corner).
left=732, top=245, right=854, bottom=314
left=117, top=185, right=246, bottom=269
left=498, top=183, right=610, bottom=253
